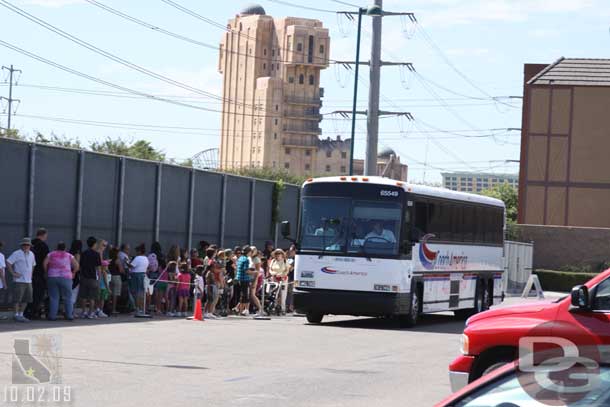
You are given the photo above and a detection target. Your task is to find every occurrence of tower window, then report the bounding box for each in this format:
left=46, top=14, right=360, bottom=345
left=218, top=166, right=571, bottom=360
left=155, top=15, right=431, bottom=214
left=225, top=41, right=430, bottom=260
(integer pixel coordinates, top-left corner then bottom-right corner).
left=319, top=44, right=325, bottom=54
left=272, top=49, right=275, bottom=56
left=285, top=148, right=291, bottom=155
left=325, top=165, right=331, bottom=172
left=299, top=74, right=304, bottom=84
left=275, top=104, right=279, bottom=111
left=305, top=163, right=311, bottom=171
left=263, top=63, right=266, bottom=69
left=309, top=75, right=314, bottom=85
left=264, top=48, right=267, bottom=56
left=297, top=43, right=303, bottom=52
left=284, top=162, right=290, bottom=169
left=275, top=118, right=278, bottom=125
left=305, top=149, right=311, bottom=156
left=341, top=152, right=347, bottom=159
left=326, top=150, right=332, bottom=158
left=288, top=76, right=294, bottom=83
left=274, top=133, right=277, bottom=140
left=340, top=165, right=346, bottom=172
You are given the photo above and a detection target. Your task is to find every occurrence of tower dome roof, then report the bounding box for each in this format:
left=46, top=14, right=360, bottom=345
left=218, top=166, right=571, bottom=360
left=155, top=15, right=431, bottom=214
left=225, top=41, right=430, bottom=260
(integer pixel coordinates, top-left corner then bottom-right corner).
left=378, top=147, right=396, bottom=158
left=240, top=4, right=266, bottom=16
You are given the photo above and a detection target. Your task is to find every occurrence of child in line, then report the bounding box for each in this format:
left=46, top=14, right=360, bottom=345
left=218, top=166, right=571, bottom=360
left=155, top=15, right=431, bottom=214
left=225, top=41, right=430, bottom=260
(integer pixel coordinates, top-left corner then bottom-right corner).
left=204, top=261, right=220, bottom=319
left=193, top=265, right=205, bottom=315
left=155, top=261, right=169, bottom=315
left=177, top=263, right=191, bottom=317
left=98, top=260, right=110, bottom=318
left=165, top=261, right=178, bottom=317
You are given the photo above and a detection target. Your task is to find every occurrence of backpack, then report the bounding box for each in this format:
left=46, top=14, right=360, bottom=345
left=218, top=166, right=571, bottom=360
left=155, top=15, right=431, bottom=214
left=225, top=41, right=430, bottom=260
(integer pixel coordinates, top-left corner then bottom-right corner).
left=147, top=253, right=159, bottom=273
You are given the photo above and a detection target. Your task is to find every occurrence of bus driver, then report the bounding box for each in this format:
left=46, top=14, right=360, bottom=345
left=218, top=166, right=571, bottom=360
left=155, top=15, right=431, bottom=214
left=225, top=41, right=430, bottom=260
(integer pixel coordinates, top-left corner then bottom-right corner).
left=364, top=221, right=396, bottom=243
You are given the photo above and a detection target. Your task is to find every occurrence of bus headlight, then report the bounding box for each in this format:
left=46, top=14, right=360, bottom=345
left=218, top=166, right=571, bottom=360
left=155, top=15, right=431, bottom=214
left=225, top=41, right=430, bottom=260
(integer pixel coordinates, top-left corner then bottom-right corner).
left=460, top=334, right=470, bottom=355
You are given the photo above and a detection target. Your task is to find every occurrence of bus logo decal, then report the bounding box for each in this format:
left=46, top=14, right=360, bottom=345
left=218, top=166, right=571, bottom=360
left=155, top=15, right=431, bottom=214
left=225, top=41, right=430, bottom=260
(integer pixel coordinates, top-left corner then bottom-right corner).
left=321, top=266, right=338, bottom=274
left=419, top=234, right=439, bottom=270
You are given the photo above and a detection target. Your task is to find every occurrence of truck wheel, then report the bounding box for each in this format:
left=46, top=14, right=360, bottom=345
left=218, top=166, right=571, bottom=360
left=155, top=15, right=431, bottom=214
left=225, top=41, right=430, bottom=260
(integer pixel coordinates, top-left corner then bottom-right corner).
left=399, top=286, right=421, bottom=328
left=471, top=347, right=516, bottom=381
left=306, top=312, right=323, bottom=324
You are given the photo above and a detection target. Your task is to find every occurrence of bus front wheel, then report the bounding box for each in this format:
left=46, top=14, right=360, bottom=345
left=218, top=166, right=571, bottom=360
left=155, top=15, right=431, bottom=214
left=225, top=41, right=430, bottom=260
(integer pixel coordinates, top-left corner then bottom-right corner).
left=399, top=286, right=421, bottom=328
left=306, top=312, right=324, bottom=324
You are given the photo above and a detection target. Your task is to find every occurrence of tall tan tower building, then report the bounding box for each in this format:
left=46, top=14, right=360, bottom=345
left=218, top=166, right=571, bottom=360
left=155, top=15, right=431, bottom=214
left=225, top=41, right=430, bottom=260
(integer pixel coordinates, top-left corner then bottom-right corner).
left=218, top=4, right=340, bottom=175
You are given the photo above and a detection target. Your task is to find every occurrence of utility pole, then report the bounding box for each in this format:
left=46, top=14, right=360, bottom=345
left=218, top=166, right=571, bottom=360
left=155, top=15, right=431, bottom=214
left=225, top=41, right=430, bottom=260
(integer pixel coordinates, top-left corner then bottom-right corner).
left=1, top=65, right=22, bottom=131
left=337, top=7, right=416, bottom=176
left=365, top=0, right=382, bottom=177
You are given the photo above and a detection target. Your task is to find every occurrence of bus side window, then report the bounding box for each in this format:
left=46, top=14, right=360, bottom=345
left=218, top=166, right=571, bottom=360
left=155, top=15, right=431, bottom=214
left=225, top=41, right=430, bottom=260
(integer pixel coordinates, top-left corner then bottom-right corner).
left=413, top=201, right=428, bottom=241
left=401, top=208, right=413, bottom=256
left=463, top=205, right=475, bottom=242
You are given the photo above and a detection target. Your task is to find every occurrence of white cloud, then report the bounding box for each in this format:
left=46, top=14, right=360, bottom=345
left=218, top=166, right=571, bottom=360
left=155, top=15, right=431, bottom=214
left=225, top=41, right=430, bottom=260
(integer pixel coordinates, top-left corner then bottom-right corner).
left=19, top=0, right=83, bottom=7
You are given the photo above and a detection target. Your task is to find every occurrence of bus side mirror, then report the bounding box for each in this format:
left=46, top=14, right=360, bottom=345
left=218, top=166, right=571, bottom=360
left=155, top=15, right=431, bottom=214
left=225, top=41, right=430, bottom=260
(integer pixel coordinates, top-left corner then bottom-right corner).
left=281, top=221, right=291, bottom=238
left=571, top=285, right=590, bottom=310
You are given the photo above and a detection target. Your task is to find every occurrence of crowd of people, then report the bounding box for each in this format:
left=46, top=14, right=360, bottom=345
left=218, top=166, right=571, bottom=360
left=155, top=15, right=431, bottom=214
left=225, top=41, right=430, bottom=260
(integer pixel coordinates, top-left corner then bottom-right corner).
left=0, top=228, right=296, bottom=322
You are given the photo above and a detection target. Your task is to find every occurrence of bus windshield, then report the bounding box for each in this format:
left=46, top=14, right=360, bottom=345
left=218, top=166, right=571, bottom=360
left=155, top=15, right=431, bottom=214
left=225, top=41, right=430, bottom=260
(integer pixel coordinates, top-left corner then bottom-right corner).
left=300, top=197, right=402, bottom=256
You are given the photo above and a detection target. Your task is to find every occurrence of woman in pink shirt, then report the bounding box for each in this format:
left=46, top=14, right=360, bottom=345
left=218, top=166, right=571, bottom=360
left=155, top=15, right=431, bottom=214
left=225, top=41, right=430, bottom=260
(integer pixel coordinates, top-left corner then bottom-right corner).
left=176, top=263, right=191, bottom=317
left=44, top=242, right=79, bottom=320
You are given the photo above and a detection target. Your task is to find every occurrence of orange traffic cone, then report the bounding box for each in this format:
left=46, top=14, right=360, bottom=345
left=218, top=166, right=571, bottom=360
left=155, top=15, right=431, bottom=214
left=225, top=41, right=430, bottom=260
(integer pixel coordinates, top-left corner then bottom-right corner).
left=192, top=298, right=203, bottom=321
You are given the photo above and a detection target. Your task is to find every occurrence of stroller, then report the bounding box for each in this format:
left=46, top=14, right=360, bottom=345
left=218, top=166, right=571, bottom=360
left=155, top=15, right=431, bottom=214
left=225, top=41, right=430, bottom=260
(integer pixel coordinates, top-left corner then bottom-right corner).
left=216, top=276, right=234, bottom=317
left=263, top=279, right=283, bottom=316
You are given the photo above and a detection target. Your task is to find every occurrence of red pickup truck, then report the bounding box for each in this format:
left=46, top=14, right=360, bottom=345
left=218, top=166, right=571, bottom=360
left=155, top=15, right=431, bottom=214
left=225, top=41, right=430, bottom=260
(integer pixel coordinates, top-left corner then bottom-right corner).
left=448, top=268, right=610, bottom=392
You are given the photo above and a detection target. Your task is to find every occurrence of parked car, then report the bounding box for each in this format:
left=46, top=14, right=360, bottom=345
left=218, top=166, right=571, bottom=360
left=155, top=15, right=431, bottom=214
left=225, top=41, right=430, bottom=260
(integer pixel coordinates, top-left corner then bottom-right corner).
left=448, top=268, right=610, bottom=392
left=437, top=358, right=610, bottom=406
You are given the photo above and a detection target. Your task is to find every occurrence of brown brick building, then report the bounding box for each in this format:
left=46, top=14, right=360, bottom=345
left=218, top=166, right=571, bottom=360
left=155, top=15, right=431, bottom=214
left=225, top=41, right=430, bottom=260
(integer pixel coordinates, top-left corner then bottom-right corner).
left=519, top=58, right=610, bottom=227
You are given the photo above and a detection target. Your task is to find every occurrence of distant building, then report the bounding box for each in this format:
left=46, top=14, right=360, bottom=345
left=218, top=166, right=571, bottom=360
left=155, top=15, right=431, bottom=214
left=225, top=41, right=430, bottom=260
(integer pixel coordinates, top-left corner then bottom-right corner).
left=218, top=4, right=332, bottom=176
left=518, top=58, right=610, bottom=227
left=353, top=147, right=408, bottom=181
left=442, top=171, right=518, bottom=193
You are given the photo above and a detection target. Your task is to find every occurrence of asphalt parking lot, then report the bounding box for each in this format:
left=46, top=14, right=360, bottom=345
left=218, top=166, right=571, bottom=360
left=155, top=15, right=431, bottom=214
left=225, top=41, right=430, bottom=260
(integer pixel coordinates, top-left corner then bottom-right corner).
left=0, top=295, right=558, bottom=407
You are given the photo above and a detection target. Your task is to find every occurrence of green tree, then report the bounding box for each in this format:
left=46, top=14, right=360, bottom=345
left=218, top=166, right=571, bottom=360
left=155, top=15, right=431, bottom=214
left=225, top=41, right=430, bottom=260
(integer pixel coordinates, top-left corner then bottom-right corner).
left=480, top=182, right=518, bottom=224
left=90, top=137, right=165, bottom=161
left=34, top=132, right=82, bottom=149
left=225, top=167, right=307, bottom=186
left=0, top=128, right=27, bottom=140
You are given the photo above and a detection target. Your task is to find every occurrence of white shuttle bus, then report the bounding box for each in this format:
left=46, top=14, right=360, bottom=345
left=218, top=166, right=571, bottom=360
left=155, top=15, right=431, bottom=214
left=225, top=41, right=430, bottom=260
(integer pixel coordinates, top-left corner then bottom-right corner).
left=281, top=176, right=505, bottom=327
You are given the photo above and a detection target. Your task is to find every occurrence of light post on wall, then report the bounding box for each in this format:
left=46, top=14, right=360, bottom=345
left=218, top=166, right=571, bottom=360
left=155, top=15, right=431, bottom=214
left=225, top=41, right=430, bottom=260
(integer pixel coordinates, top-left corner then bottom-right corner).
left=348, top=4, right=383, bottom=176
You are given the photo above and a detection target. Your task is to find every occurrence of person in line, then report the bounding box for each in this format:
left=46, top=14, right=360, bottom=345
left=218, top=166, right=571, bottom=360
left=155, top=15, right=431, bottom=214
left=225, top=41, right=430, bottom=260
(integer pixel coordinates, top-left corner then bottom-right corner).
left=6, top=238, right=36, bottom=322
left=223, top=249, right=235, bottom=313
left=108, top=247, right=124, bottom=315
left=44, top=242, right=79, bottom=321
left=193, top=265, right=204, bottom=303
left=235, top=246, right=254, bottom=316
left=190, top=248, right=203, bottom=269
left=269, top=248, right=289, bottom=315
left=164, top=261, right=178, bottom=317
left=248, top=246, right=263, bottom=314
left=176, top=262, right=191, bottom=317
left=69, top=240, right=83, bottom=313
left=0, top=241, right=6, bottom=319
left=28, top=228, right=49, bottom=320
left=118, top=243, right=133, bottom=311
left=146, top=248, right=160, bottom=314
left=230, top=246, right=243, bottom=312
left=149, top=241, right=166, bottom=314
left=130, top=243, right=149, bottom=316
left=95, top=239, right=109, bottom=318
left=286, top=244, right=296, bottom=313
left=98, top=260, right=110, bottom=318
left=79, top=236, right=102, bottom=319
left=197, top=240, right=210, bottom=259
left=203, top=259, right=219, bottom=319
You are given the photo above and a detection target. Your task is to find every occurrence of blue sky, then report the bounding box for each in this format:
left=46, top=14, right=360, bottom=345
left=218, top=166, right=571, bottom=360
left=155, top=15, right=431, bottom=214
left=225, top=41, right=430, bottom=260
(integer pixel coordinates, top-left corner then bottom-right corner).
left=1, top=0, right=609, bottom=182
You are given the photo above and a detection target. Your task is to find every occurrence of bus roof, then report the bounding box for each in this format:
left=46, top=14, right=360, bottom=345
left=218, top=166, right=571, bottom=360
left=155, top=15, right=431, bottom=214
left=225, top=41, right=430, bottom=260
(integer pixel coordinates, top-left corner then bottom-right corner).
left=303, top=176, right=505, bottom=208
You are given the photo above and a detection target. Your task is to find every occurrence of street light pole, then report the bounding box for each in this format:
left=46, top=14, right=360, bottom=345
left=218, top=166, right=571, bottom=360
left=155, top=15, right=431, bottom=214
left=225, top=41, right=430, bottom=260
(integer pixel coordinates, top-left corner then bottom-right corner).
left=348, top=7, right=364, bottom=176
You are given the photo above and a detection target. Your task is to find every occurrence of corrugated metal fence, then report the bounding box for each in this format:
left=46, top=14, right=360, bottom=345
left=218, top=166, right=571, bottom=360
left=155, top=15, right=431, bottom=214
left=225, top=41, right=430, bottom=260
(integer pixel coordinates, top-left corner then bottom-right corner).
left=0, top=137, right=299, bottom=259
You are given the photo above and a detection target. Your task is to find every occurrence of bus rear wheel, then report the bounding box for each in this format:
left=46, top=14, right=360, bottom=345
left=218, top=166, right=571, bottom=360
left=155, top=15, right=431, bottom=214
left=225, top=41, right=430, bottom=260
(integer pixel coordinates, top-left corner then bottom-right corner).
left=306, top=312, right=324, bottom=324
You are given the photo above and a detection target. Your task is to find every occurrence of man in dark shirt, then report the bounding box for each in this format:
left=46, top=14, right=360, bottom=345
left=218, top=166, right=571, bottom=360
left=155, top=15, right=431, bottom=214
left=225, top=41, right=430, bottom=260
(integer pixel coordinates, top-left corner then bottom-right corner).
left=26, top=228, right=49, bottom=319
left=78, top=236, right=101, bottom=319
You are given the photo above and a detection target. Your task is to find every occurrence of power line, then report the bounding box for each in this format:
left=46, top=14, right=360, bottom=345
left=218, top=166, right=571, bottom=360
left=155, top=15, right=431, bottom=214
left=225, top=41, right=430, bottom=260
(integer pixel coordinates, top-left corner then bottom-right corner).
left=0, top=39, right=281, bottom=118
left=263, top=0, right=338, bottom=14
left=0, top=0, right=258, bottom=110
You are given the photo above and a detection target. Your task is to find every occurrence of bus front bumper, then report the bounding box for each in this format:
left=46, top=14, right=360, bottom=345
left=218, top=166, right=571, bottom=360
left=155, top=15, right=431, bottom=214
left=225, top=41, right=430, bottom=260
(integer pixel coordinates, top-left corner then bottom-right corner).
left=293, top=288, right=411, bottom=317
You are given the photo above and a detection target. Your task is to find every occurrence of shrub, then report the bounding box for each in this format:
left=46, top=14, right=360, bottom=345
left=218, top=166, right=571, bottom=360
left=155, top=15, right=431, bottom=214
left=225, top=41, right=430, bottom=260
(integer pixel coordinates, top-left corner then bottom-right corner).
left=534, top=269, right=598, bottom=293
